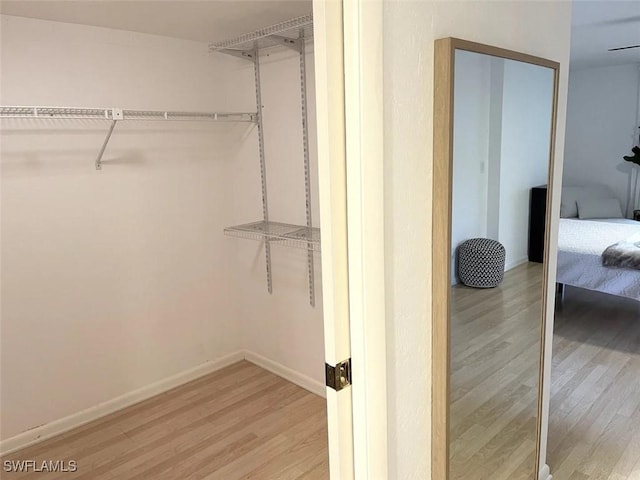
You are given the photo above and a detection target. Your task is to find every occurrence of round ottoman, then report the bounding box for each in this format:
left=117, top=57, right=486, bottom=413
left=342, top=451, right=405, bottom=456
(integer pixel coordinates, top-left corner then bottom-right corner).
left=457, top=238, right=506, bottom=288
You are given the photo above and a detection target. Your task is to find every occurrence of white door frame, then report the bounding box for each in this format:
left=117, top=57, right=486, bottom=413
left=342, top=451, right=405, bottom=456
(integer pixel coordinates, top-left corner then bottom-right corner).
left=314, top=1, right=354, bottom=478
left=313, top=1, right=387, bottom=479
left=343, top=0, right=388, bottom=478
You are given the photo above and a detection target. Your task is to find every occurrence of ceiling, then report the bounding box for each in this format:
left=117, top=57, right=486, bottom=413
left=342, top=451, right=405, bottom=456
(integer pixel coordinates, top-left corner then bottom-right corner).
left=0, top=0, right=312, bottom=44
left=571, top=0, right=640, bottom=70
left=1, top=0, right=637, bottom=71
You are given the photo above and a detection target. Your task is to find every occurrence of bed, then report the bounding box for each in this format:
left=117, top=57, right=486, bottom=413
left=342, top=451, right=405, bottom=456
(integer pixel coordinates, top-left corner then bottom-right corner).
left=556, top=185, right=640, bottom=301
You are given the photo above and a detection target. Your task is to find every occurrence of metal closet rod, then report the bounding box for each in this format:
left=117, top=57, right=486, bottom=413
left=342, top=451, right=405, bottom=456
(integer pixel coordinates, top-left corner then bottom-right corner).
left=0, top=106, right=256, bottom=122
left=0, top=106, right=257, bottom=170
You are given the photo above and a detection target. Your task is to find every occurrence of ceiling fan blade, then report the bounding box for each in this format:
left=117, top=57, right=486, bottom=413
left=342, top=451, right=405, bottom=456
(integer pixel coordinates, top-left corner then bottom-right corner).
left=608, top=44, right=640, bottom=51
left=592, top=15, right=640, bottom=27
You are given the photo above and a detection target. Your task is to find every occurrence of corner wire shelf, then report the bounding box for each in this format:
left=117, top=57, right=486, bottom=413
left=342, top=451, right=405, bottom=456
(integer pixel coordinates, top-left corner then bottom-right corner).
left=225, top=221, right=320, bottom=252
left=0, top=106, right=257, bottom=169
left=212, top=14, right=319, bottom=305
left=209, top=14, right=313, bottom=52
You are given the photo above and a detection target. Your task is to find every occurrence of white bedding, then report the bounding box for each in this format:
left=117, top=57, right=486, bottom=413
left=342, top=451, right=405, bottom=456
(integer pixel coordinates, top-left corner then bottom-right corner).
left=557, top=218, right=640, bottom=301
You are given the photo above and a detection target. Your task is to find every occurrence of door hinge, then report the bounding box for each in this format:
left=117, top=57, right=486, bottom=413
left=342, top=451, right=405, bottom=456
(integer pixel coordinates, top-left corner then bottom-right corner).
left=325, top=358, right=351, bottom=391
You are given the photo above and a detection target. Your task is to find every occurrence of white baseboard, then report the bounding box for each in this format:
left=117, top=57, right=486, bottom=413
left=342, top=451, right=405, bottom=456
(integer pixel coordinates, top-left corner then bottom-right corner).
left=0, top=351, right=245, bottom=456
left=1, top=350, right=326, bottom=456
left=243, top=350, right=326, bottom=398
left=505, top=256, right=529, bottom=272
left=539, top=464, right=552, bottom=480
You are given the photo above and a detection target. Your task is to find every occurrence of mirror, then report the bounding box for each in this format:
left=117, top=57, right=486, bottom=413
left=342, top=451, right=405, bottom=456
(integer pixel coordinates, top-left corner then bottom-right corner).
left=432, top=38, right=559, bottom=480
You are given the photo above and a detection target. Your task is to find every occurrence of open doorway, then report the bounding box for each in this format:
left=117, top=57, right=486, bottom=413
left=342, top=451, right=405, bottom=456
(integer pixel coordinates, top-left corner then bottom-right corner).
left=547, top=1, right=640, bottom=478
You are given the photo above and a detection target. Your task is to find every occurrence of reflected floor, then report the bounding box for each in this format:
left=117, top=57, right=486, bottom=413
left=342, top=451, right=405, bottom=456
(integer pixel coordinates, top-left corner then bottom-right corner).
left=450, top=262, right=543, bottom=480
left=547, top=287, right=640, bottom=480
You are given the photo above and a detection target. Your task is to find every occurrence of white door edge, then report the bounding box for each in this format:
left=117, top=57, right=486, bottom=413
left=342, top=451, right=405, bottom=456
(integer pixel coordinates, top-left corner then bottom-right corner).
left=313, top=1, right=354, bottom=479
left=314, top=0, right=388, bottom=478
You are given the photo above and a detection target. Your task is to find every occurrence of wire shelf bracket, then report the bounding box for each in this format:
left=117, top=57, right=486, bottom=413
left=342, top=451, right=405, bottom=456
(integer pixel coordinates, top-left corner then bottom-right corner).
left=268, top=36, right=303, bottom=53
left=0, top=106, right=257, bottom=170
left=218, top=49, right=256, bottom=62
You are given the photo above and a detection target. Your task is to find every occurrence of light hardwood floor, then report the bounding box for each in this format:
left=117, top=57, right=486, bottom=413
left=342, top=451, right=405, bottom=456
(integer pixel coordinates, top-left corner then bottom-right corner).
left=1, top=361, right=329, bottom=479
left=548, top=286, right=640, bottom=480
left=450, top=262, right=543, bottom=480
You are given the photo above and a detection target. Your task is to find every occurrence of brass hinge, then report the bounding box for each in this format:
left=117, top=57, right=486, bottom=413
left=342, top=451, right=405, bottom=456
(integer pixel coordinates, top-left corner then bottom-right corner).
left=325, top=358, right=351, bottom=391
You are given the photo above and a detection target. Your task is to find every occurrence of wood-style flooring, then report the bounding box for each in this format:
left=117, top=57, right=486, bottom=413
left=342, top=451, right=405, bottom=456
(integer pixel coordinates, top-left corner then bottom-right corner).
left=548, top=286, right=640, bottom=480
left=450, top=262, right=543, bottom=480
left=1, top=361, right=329, bottom=480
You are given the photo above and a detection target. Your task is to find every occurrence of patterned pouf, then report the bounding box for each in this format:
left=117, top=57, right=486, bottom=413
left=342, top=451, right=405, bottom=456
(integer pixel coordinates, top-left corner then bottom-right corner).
left=457, top=238, right=506, bottom=288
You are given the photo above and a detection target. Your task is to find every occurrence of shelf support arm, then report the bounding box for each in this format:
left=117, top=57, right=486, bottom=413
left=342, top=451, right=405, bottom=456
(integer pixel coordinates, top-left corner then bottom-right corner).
left=218, top=49, right=255, bottom=62
left=95, top=119, right=117, bottom=170
left=269, top=35, right=303, bottom=53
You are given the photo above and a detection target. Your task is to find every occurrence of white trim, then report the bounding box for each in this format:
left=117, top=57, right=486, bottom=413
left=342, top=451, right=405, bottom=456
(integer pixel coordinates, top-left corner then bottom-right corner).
left=243, top=351, right=326, bottom=398
left=0, top=351, right=244, bottom=456
left=539, top=464, right=552, bottom=480
left=343, top=0, right=388, bottom=478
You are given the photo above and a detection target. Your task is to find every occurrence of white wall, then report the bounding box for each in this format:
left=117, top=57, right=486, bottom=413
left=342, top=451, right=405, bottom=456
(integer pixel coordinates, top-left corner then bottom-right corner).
left=563, top=63, right=640, bottom=217
left=487, top=56, right=505, bottom=241
left=452, top=54, right=554, bottom=276
left=0, top=14, right=243, bottom=442
left=0, top=14, right=323, bottom=446
left=499, top=59, right=554, bottom=268
left=382, top=1, right=572, bottom=478
left=452, top=50, right=491, bottom=276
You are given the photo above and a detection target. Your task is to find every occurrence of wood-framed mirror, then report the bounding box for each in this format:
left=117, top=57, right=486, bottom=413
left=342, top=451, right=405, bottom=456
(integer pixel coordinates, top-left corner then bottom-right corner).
left=432, top=38, right=560, bottom=480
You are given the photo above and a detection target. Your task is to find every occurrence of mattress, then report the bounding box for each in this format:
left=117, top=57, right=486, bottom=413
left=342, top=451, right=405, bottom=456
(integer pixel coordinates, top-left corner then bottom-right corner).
left=557, top=218, right=640, bottom=301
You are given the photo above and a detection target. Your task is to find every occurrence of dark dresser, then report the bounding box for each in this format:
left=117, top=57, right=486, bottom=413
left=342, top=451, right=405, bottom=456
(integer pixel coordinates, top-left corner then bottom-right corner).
left=528, top=185, right=547, bottom=263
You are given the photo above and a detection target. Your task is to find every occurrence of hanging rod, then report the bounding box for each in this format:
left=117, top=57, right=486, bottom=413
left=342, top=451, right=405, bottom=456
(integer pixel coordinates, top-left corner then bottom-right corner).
left=0, top=106, right=256, bottom=123
left=209, top=14, right=313, bottom=52
left=0, top=106, right=257, bottom=169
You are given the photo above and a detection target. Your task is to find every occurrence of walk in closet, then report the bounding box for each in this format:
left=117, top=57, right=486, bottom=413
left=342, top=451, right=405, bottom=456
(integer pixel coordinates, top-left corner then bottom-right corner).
left=0, top=3, right=329, bottom=478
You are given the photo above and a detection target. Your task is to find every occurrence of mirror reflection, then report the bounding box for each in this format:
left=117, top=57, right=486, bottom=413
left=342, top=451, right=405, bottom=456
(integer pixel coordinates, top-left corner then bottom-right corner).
left=449, top=50, right=555, bottom=479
